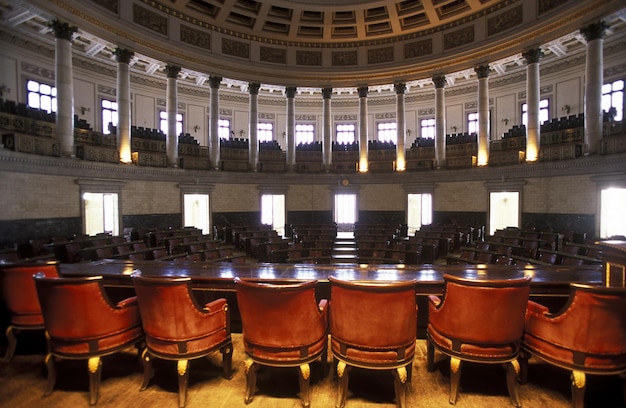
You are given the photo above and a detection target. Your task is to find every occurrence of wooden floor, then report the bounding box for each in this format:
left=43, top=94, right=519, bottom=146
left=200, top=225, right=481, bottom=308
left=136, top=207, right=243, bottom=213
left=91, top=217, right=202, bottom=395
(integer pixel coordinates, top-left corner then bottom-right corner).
left=1, top=332, right=624, bottom=408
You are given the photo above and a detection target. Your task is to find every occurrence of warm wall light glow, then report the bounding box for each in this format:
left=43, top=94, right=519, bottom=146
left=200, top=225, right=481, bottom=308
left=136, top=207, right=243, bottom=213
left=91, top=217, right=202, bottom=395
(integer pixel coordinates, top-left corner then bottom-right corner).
left=526, top=145, right=538, bottom=162
left=120, top=151, right=132, bottom=164
left=395, top=159, right=406, bottom=172
left=359, top=160, right=368, bottom=173
left=477, top=150, right=488, bottom=166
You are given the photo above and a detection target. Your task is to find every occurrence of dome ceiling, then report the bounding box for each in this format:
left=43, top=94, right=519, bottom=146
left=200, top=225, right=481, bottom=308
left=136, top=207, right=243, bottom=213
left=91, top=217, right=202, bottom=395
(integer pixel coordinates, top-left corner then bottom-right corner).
left=2, top=0, right=626, bottom=91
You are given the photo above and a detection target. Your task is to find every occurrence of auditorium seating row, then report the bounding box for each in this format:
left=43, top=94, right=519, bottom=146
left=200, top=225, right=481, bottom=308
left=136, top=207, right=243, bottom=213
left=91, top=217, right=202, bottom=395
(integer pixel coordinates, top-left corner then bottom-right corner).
left=2, top=263, right=624, bottom=407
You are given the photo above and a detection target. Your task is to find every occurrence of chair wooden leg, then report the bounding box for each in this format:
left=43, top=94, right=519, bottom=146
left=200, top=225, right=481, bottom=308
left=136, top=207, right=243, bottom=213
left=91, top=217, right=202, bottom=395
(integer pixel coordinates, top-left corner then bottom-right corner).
left=177, top=359, right=189, bottom=408
left=321, top=348, right=329, bottom=378
left=2, top=325, right=16, bottom=362
left=43, top=352, right=56, bottom=397
left=426, top=339, right=435, bottom=372
left=336, top=361, right=351, bottom=408
left=88, top=356, right=102, bottom=406
left=140, top=348, right=153, bottom=391
left=505, top=360, right=522, bottom=407
left=393, top=365, right=409, bottom=408
left=449, top=357, right=462, bottom=405
left=570, top=370, right=586, bottom=408
left=298, top=363, right=311, bottom=408
left=518, top=349, right=530, bottom=384
left=244, top=359, right=259, bottom=404
left=221, top=342, right=233, bottom=379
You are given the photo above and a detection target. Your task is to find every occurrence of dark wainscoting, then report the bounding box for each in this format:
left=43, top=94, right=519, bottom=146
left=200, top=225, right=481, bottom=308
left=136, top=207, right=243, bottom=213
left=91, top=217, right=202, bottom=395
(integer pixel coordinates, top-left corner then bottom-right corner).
left=0, top=217, right=82, bottom=248
left=213, top=211, right=261, bottom=229
left=521, top=213, right=595, bottom=242
left=122, top=213, right=182, bottom=232
left=287, top=211, right=334, bottom=227
left=357, top=210, right=405, bottom=227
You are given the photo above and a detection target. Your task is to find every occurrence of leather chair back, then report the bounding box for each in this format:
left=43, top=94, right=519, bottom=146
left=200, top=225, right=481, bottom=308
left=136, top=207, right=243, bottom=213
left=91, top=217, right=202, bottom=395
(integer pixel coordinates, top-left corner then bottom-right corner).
left=1, top=262, right=59, bottom=327
left=431, top=274, right=530, bottom=346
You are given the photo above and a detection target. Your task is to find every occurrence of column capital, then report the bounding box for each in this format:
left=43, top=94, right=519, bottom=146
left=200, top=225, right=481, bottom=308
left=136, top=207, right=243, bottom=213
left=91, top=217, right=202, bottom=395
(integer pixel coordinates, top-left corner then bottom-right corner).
left=357, top=86, right=369, bottom=98
left=432, top=75, right=446, bottom=89
left=474, top=65, right=490, bottom=79
left=580, top=21, right=609, bottom=42
left=285, top=86, right=297, bottom=98
left=522, top=48, right=543, bottom=64
left=165, top=64, right=181, bottom=79
left=394, top=82, right=406, bottom=95
left=209, top=75, right=222, bottom=89
left=114, top=47, right=134, bottom=64
left=48, top=18, right=77, bottom=41
left=322, top=87, right=332, bottom=99
left=248, top=82, right=261, bottom=95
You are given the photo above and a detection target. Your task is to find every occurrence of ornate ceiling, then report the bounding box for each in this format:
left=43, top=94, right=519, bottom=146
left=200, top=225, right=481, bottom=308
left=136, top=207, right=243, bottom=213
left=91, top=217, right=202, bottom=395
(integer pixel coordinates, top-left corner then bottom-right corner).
left=1, top=0, right=625, bottom=94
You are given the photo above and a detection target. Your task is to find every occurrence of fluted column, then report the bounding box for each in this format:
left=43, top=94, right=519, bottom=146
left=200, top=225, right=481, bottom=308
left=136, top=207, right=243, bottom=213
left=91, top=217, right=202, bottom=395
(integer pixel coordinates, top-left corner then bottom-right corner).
left=165, top=64, right=181, bottom=167
left=322, top=87, right=332, bottom=171
left=248, top=82, right=260, bottom=171
left=209, top=75, right=222, bottom=170
left=581, top=21, right=608, bottom=155
left=358, top=86, right=369, bottom=172
left=49, top=19, right=77, bottom=157
left=395, top=82, right=407, bottom=171
left=475, top=65, right=490, bottom=166
left=433, top=75, right=447, bottom=168
left=114, top=47, right=133, bottom=163
left=523, top=48, right=543, bottom=162
left=285, top=86, right=296, bottom=170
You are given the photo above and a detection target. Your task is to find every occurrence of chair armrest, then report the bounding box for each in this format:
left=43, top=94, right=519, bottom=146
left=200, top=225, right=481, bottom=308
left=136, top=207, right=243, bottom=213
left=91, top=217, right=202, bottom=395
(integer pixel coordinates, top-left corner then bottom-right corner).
left=318, top=298, right=328, bottom=313
left=204, top=297, right=227, bottom=313
left=428, top=295, right=441, bottom=308
left=526, top=300, right=549, bottom=317
left=117, top=296, right=138, bottom=309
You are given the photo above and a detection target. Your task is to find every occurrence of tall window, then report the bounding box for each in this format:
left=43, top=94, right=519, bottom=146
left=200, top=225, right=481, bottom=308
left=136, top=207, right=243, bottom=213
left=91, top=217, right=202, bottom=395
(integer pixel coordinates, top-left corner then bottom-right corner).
left=467, top=112, right=478, bottom=134
left=420, top=118, right=436, bottom=139
left=334, top=193, right=357, bottom=227
left=522, top=99, right=549, bottom=125
left=377, top=122, right=397, bottom=143
left=258, top=122, right=273, bottom=142
left=101, top=99, right=118, bottom=134
left=159, top=111, right=183, bottom=135
left=602, top=79, right=624, bottom=121
left=407, top=193, right=433, bottom=235
left=82, top=192, right=119, bottom=236
left=183, top=194, right=210, bottom=235
left=489, top=191, right=520, bottom=236
left=219, top=118, right=231, bottom=139
left=261, top=194, right=285, bottom=236
left=600, top=187, right=626, bottom=238
left=295, top=123, right=315, bottom=144
left=336, top=123, right=356, bottom=144
left=27, top=80, right=56, bottom=113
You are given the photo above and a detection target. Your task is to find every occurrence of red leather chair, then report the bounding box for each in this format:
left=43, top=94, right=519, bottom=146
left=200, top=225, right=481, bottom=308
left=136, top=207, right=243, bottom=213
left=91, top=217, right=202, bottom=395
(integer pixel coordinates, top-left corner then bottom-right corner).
left=34, top=275, right=144, bottom=405
left=132, top=274, right=233, bottom=408
left=328, top=276, right=418, bottom=408
left=234, top=277, right=328, bottom=407
left=0, top=261, right=59, bottom=362
left=521, top=284, right=626, bottom=408
left=427, top=274, right=531, bottom=406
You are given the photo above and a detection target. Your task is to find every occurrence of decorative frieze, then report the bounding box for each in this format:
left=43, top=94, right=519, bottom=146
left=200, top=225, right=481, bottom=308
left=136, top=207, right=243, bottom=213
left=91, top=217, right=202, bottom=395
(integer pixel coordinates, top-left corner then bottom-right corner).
left=133, top=4, right=167, bottom=36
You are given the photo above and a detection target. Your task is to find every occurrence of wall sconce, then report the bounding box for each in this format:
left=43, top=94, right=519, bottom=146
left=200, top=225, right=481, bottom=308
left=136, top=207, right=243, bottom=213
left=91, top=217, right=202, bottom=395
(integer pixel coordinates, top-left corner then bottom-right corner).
left=0, top=85, right=10, bottom=98
left=501, top=118, right=510, bottom=126
left=450, top=125, right=458, bottom=133
left=406, top=129, right=411, bottom=137
left=562, top=105, right=571, bottom=115
left=282, top=131, right=286, bottom=138
left=193, top=125, right=200, bottom=133
left=239, top=129, right=246, bottom=137
left=79, top=106, right=90, bottom=115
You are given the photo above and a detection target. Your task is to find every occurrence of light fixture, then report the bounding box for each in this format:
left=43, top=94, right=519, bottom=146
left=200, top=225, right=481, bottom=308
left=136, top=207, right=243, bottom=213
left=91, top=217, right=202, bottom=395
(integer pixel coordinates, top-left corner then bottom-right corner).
left=501, top=118, right=510, bottom=126
left=79, top=106, right=90, bottom=115
left=562, top=105, right=571, bottom=115
left=193, top=125, right=200, bottom=132
left=239, top=129, right=245, bottom=137
left=0, top=85, right=10, bottom=98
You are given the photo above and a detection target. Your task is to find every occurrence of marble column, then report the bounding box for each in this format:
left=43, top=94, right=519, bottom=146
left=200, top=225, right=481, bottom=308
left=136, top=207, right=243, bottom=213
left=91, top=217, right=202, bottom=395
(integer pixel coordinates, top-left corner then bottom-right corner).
left=209, top=75, right=222, bottom=170
left=581, top=21, right=608, bottom=155
left=248, top=82, right=260, bottom=171
left=114, top=47, right=133, bottom=163
left=358, top=86, right=369, bottom=172
left=285, top=86, right=296, bottom=170
left=475, top=65, right=490, bottom=166
left=49, top=19, right=77, bottom=157
left=165, top=64, right=181, bottom=167
left=394, top=82, right=407, bottom=171
left=523, top=48, right=543, bottom=162
left=433, top=75, right=447, bottom=168
left=322, top=87, right=332, bottom=171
